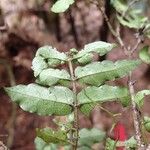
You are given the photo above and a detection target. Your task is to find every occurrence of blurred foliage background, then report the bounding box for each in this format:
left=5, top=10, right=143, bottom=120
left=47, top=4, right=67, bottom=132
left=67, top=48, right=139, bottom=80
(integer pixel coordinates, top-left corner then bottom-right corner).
left=0, top=0, right=150, bottom=149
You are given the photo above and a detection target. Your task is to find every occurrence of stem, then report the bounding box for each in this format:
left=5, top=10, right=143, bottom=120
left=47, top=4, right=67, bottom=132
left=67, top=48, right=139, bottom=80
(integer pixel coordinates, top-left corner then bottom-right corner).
left=93, top=0, right=145, bottom=149
left=68, top=58, right=79, bottom=150
left=0, top=59, right=16, bottom=149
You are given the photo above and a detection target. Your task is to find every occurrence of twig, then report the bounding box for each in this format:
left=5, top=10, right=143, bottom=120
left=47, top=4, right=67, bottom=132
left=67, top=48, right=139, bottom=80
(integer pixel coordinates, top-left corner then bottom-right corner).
left=93, top=0, right=145, bottom=149
left=0, top=59, right=16, bottom=149
left=68, top=57, right=79, bottom=150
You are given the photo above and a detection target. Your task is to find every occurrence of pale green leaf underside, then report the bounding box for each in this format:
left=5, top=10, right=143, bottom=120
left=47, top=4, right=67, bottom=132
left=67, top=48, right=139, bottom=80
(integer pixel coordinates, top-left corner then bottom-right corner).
left=117, top=14, right=148, bottom=29
left=105, top=136, right=136, bottom=150
left=35, top=137, right=58, bottom=150
left=139, top=46, right=150, bottom=64
left=79, top=128, right=105, bottom=147
left=75, top=60, right=140, bottom=86
left=135, top=90, right=150, bottom=107
left=51, top=0, right=74, bottom=13
left=32, top=46, right=67, bottom=77
left=36, top=68, right=71, bottom=86
left=144, top=116, right=150, bottom=132
left=32, top=56, right=48, bottom=77
left=78, top=85, right=129, bottom=115
left=74, top=41, right=116, bottom=60
left=5, top=84, right=73, bottom=116
left=111, top=0, right=128, bottom=13
left=105, top=138, right=116, bottom=150
left=36, top=128, right=68, bottom=144
left=36, top=46, right=67, bottom=61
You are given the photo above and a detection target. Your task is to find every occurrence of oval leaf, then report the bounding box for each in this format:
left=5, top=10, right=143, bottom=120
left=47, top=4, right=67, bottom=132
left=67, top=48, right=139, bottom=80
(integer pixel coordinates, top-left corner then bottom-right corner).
left=144, top=116, right=150, bottom=132
left=78, top=85, right=129, bottom=115
left=74, top=41, right=116, bottom=64
left=75, top=60, right=140, bottom=86
left=36, top=68, right=71, bottom=86
left=36, top=46, right=67, bottom=61
left=32, top=56, right=48, bottom=77
left=36, top=128, right=68, bottom=144
left=51, top=0, right=74, bottom=13
left=139, top=46, right=150, bottom=64
left=4, top=84, right=74, bottom=116
left=117, top=14, right=148, bottom=29
left=79, top=128, right=105, bottom=147
left=34, top=137, right=58, bottom=150
left=135, top=90, right=150, bottom=108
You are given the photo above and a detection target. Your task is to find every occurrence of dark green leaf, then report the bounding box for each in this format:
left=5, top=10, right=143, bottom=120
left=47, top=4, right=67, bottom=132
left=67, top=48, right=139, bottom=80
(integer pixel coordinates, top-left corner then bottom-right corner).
left=36, top=128, right=68, bottom=144
left=78, top=85, right=129, bottom=115
left=4, top=84, right=74, bottom=116
left=139, top=46, right=150, bottom=64
left=79, top=128, right=105, bottom=147
left=51, top=0, right=74, bottom=13
left=75, top=60, right=140, bottom=86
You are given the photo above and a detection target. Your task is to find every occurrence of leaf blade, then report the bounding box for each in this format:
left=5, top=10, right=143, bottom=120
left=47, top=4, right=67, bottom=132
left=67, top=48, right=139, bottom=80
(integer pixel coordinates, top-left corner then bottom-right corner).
left=4, top=84, right=74, bottom=116
left=36, top=128, right=68, bottom=144
left=79, top=128, right=105, bottom=147
left=51, top=0, right=74, bottom=13
left=36, top=68, right=71, bottom=86
left=78, top=85, right=129, bottom=115
left=74, top=41, right=116, bottom=64
left=75, top=60, right=140, bottom=86
left=139, top=46, right=150, bottom=64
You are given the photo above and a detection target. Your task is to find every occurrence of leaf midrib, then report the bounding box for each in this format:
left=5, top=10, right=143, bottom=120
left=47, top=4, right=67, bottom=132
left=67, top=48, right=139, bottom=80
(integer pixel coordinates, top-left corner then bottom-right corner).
left=6, top=88, right=73, bottom=105
left=76, top=61, right=137, bottom=79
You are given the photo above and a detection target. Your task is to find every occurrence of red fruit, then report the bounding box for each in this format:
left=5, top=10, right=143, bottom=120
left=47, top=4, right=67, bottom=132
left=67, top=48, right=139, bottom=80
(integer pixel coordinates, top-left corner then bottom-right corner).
left=114, top=122, right=127, bottom=150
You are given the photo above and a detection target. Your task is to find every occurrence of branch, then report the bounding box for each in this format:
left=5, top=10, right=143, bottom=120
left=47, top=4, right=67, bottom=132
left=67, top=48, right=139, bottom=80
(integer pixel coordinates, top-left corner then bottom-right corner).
left=93, top=0, right=145, bottom=149
left=68, top=57, right=79, bottom=150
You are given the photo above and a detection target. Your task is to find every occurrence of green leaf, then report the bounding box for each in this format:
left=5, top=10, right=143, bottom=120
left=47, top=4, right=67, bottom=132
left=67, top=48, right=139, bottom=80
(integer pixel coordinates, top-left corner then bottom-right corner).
left=36, top=128, right=68, bottom=144
left=144, top=116, right=150, bottom=132
left=36, top=46, right=67, bottom=61
left=32, top=56, right=48, bottom=77
left=117, top=10, right=148, bottom=29
left=125, top=137, right=136, bottom=149
left=4, top=84, right=74, bottom=116
left=35, top=46, right=67, bottom=64
left=78, top=85, right=129, bottom=115
left=77, top=53, right=93, bottom=65
left=34, top=137, right=58, bottom=150
left=36, top=68, right=71, bottom=86
left=75, top=60, right=140, bottom=86
left=139, top=46, right=150, bottom=64
left=79, top=128, right=105, bottom=147
left=111, top=0, right=128, bottom=13
left=51, top=0, right=74, bottom=13
left=74, top=41, right=116, bottom=64
left=105, top=138, right=116, bottom=150
left=135, top=90, right=150, bottom=108
left=105, top=137, right=136, bottom=150
left=144, top=24, right=150, bottom=38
